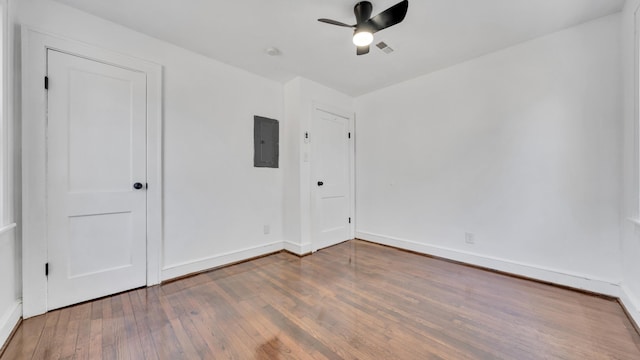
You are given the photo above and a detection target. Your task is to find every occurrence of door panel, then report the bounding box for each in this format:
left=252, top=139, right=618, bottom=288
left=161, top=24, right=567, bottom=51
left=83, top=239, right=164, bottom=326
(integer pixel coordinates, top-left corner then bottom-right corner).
left=46, top=50, right=147, bottom=310
left=312, top=109, right=351, bottom=251
left=68, top=212, right=133, bottom=278
left=68, top=70, right=134, bottom=193
left=321, top=196, right=348, bottom=232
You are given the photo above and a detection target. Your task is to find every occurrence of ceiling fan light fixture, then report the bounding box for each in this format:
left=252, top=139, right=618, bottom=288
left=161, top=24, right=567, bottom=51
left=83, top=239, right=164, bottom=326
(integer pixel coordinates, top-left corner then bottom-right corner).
left=319, top=0, right=408, bottom=55
left=353, top=30, right=373, bottom=46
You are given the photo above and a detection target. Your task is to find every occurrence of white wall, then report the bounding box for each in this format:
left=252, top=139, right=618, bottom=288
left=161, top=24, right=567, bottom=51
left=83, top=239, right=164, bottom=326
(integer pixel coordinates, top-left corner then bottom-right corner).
left=0, top=227, right=20, bottom=349
left=0, top=0, right=20, bottom=348
left=282, top=77, right=353, bottom=254
left=283, top=79, right=303, bottom=251
left=16, top=0, right=284, bottom=287
left=355, top=14, right=623, bottom=295
left=620, top=0, right=640, bottom=327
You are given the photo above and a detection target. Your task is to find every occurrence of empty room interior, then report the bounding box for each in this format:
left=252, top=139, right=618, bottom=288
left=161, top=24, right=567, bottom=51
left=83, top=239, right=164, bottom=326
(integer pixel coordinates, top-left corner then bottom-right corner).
left=3, top=0, right=640, bottom=358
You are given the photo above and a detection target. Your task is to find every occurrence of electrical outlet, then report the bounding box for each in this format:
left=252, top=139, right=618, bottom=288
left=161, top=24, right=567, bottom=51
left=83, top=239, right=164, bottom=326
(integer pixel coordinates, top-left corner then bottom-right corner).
left=465, top=232, right=475, bottom=244
left=264, top=225, right=270, bottom=235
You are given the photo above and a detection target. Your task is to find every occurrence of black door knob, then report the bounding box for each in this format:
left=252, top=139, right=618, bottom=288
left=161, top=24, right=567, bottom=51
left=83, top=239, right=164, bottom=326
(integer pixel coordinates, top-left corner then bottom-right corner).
left=133, top=182, right=143, bottom=190
left=317, top=181, right=324, bottom=186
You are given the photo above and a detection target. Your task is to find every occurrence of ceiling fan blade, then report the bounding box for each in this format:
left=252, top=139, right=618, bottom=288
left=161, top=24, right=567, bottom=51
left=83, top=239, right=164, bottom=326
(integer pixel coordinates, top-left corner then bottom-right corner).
left=318, top=18, right=355, bottom=28
left=354, top=1, right=373, bottom=24
left=357, top=45, right=370, bottom=56
left=366, top=0, right=409, bottom=33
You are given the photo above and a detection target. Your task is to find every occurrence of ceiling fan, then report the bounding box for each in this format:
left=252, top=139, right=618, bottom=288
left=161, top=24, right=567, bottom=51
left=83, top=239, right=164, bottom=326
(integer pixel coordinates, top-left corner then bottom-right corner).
left=318, top=0, right=409, bottom=55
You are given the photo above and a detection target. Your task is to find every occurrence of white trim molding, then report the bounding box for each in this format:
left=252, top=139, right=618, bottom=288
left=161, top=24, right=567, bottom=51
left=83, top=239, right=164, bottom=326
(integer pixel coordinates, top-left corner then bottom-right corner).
left=161, top=241, right=284, bottom=281
left=0, top=0, right=12, bottom=227
left=356, top=231, right=621, bottom=297
left=0, top=222, right=14, bottom=238
left=627, top=217, right=640, bottom=228
left=620, top=284, right=640, bottom=330
left=0, top=300, right=21, bottom=351
left=21, top=27, right=163, bottom=318
left=283, top=240, right=312, bottom=255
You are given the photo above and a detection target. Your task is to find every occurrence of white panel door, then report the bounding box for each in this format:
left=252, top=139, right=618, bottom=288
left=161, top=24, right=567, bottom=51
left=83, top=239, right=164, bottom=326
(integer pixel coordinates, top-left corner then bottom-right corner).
left=311, top=109, right=351, bottom=251
left=46, top=50, right=147, bottom=310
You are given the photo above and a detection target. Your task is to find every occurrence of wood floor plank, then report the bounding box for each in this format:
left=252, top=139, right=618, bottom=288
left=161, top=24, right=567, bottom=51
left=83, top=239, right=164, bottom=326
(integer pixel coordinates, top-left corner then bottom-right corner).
left=59, top=301, right=88, bottom=359
left=139, top=287, right=185, bottom=359
left=41, top=305, right=69, bottom=360
left=3, top=240, right=640, bottom=359
left=87, top=299, right=104, bottom=360
left=164, top=285, right=218, bottom=359
left=70, top=302, right=93, bottom=360
left=127, top=289, right=159, bottom=360
left=0, top=314, right=46, bottom=360
left=100, top=296, right=118, bottom=360
left=118, top=291, right=147, bottom=360
left=30, top=310, right=61, bottom=360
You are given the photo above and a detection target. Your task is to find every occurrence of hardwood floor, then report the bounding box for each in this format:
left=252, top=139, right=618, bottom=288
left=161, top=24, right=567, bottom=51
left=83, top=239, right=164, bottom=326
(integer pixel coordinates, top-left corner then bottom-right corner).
left=3, top=240, right=640, bottom=359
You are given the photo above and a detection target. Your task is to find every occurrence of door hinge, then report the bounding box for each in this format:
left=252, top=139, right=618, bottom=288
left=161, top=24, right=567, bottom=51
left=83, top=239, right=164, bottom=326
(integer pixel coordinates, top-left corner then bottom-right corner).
left=44, top=76, right=49, bottom=90
left=349, top=217, right=351, bottom=224
left=45, top=263, right=49, bottom=277
left=348, top=132, right=351, bottom=139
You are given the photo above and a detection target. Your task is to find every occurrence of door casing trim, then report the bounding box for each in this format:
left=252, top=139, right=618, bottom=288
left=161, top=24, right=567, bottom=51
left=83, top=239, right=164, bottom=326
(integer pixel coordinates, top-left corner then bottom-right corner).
left=21, top=26, right=163, bottom=318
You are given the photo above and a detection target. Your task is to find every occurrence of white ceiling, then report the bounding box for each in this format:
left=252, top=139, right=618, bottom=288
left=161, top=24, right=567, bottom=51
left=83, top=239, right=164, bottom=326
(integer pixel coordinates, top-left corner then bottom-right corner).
left=52, top=0, right=625, bottom=96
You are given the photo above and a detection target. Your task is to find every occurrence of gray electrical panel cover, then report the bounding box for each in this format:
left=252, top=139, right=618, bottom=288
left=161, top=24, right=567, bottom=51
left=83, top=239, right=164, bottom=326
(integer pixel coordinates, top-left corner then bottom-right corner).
left=254, top=116, right=279, bottom=168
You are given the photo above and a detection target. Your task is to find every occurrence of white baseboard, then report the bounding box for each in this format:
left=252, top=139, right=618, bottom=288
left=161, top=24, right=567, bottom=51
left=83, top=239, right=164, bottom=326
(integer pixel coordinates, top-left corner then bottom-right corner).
left=0, top=300, right=22, bottom=351
left=283, top=241, right=312, bottom=256
left=356, top=231, right=621, bottom=297
left=620, top=285, right=640, bottom=330
left=161, top=241, right=284, bottom=281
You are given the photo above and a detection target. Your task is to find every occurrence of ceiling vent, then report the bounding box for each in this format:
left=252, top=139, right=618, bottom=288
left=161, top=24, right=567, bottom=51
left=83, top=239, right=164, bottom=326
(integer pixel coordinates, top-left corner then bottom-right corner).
left=376, top=41, right=394, bottom=54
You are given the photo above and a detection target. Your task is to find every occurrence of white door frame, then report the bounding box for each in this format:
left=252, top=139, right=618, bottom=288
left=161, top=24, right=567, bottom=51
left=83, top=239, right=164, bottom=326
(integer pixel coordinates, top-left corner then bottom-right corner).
left=21, top=27, right=163, bottom=318
left=309, top=103, right=355, bottom=252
